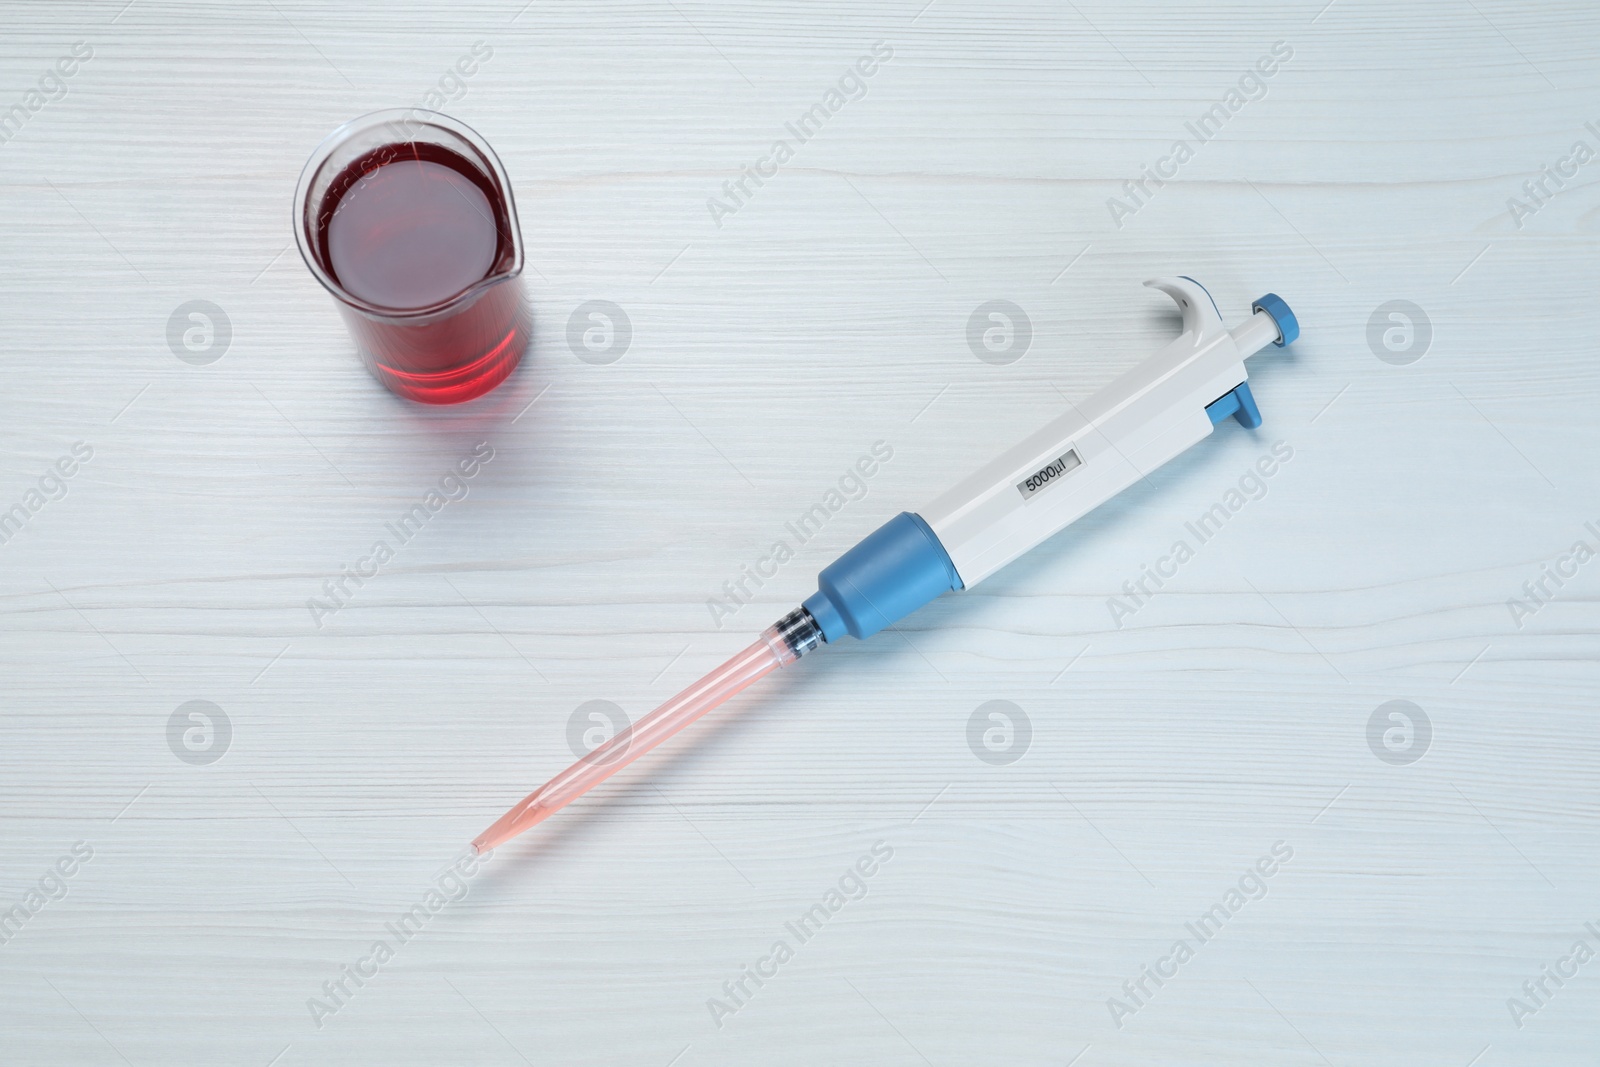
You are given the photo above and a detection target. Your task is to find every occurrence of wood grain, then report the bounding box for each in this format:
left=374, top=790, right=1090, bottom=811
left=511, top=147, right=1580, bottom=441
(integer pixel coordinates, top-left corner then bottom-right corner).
left=1, top=1, right=1598, bottom=1063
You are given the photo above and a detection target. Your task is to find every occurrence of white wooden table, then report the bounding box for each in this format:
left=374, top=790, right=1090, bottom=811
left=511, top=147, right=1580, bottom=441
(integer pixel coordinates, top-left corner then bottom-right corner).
left=3, top=1, right=1597, bottom=1063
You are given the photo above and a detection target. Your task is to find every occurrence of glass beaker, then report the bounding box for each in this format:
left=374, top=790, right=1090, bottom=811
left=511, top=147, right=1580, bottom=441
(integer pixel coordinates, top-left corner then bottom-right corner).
left=293, top=109, right=530, bottom=404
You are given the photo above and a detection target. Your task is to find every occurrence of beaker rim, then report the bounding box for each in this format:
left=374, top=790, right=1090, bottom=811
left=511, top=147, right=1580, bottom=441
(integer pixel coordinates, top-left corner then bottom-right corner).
left=292, top=108, right=524, bottom=321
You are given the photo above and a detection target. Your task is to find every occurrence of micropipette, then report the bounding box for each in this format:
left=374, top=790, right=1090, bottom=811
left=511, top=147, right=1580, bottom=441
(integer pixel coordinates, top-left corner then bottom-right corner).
left=472, top=278, right=1298, bottom=853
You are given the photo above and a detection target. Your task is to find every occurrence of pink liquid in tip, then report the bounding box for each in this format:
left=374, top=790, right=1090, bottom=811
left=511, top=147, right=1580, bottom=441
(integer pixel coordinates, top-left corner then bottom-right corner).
left=472, top=626, right=805, bottom=853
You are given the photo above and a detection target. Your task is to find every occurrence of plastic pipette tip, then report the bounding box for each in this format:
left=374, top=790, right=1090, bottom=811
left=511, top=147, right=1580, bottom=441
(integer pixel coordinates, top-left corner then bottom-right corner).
left=468, top=631, right=796, bottom=853
left=470, top=822, right=520, bottom=855
left=470, top=819, right=510, bottom=855
left=471, top=796, right=549, bottom=854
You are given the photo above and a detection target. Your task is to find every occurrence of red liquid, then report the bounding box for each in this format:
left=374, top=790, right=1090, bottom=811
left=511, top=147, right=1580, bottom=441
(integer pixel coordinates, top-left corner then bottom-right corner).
left=313, top=143, right=528, bottom=404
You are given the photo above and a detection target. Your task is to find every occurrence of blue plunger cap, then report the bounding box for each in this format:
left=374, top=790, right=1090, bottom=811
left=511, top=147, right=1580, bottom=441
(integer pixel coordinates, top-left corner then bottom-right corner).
left=1252, top=293, right=1298, bottom=347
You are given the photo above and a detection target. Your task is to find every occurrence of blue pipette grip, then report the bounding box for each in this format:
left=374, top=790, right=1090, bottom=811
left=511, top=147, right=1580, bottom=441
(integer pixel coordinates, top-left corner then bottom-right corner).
left=803, top=512, right=962, bottom=643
